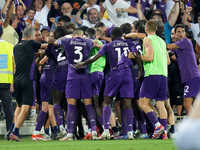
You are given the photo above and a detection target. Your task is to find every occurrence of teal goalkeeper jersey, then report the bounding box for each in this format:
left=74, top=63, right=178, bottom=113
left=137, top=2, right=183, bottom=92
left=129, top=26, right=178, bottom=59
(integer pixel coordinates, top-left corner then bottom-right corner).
left=89, top=40, right=106, bottom=73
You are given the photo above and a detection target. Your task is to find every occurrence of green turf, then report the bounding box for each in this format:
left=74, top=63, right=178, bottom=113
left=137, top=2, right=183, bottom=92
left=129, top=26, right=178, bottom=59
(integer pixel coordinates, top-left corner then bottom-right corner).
left=0, top=136, right=177, bottom=150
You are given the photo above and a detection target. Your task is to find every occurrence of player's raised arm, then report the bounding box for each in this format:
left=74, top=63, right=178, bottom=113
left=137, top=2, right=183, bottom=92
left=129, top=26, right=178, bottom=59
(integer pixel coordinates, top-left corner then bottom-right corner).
left=167, top=43, right=180, bottom=50
left=74, top=53, right=102, bottom=69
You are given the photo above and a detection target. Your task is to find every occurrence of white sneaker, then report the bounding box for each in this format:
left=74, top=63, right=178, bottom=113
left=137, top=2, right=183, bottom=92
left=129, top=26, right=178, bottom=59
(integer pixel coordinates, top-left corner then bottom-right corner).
left=97, top=131, right=110, bottom=140
left=127, top=131, right=134, bottom=140
left=43, top=134, right=51, bottom=140
left=59, top=134, right=73, bottom=141
left=60, top=129, right=67, bottom=138
left=91, top=131, right=97, bottom=140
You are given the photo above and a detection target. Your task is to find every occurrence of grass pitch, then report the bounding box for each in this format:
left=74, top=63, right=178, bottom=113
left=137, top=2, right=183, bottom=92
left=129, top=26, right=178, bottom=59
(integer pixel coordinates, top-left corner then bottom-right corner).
left=0, top=136, right=177, bottom=150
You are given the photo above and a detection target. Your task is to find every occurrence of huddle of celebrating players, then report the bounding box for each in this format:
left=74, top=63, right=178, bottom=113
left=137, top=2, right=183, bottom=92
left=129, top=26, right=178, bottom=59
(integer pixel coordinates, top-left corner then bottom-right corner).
left=6, top=18, right=200, bottom=142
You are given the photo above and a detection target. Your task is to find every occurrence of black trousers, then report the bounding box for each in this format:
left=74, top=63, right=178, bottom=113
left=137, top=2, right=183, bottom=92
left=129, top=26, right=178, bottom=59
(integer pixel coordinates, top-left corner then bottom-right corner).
left=0, top=83, right=14, bottom=131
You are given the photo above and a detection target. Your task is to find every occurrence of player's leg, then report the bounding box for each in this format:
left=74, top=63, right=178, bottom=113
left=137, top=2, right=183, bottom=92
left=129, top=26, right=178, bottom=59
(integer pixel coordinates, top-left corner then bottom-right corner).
left=52, top=87, right=65, bottom=131
left=183, top=97, right=194, bottom=114
left=139, top=76, right=165, bottom=139
left=84, top=98, right=97, bottom=139
left=60, top=98, right=77, bottom=141
left=123, top=98, right=134, bottom=140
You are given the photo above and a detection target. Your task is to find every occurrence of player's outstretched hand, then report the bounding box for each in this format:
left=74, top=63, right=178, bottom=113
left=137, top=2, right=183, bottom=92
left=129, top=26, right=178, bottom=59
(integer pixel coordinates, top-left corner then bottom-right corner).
left=73, top=62, right=84, bottom=69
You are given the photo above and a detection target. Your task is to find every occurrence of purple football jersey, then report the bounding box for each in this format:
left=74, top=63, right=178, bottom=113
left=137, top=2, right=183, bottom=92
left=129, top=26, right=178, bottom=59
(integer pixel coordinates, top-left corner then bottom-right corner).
left=174, top=38, right=200, bottom=83
left=98, top=39, right=136, bottom=76
left=45, top=44, right=68, bottom=92
left=40, top=59, right=56, bottom=81
left=59, top=37, right=94, bottom=80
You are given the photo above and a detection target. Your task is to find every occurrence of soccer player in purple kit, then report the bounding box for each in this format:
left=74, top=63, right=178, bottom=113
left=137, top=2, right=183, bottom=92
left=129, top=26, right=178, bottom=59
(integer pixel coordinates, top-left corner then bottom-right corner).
left=74, top=27, right=143, bottom=140
left=138, top=19, right=170, bottom=140
left=31, top=54, right=56, bottom=140
left=55, top=29, right=98, bottom=141
left=41, top=26, right=69, bottom=140
left=9, top=27, right=48, bottom=142
left=167, top=24, right=200, bottom=114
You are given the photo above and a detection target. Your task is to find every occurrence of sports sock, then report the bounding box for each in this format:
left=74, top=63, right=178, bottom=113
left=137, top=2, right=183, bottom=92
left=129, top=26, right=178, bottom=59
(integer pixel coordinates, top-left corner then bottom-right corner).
left=169, top=125, right=175, bottom=133
left=53, top=126, right=59, bottom=135
left=112, top=126, right=118, bottom=133
left=146, top=111, right=160, bottom=128
left=13, top=127, right=19, bottom=135
left=121, top=109, right=127, bottom=135
left=97, top=116, right=103, bottom=126
left=44, top=128, right=49, bottom=135
left=35, top=110, right=47, bottom=131
left=53, top=104, right=64, bottom=126
left=137, top=110, right=147, bottom=134
left=124, top=108, right=133, bottom=132
left=160, top=119, right=168, bottom=130
left=85, top=104, right=97, bottom=132
left=103, top=106, right=111, bottom=130
left=133, top=116, right=137, bottom=132
left=67, top=104, right=77, bottom=134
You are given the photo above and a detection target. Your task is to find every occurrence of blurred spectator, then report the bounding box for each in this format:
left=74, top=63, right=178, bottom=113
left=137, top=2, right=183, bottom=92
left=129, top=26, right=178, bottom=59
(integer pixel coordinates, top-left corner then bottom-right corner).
left=30, top=0, right=52, bottom=27
left=2, top=2, right=19, bottom=45
left=64, top=0, right=86, bottom=18
left=182, top=7, right=200, bottom=47
left=102, top=0, right=138, bottom=27
left=74, top=3, right=113, bottom=28
left=25, top=7, right=40, bottom=30
left=50, top=2, right=78, bottom=29
left=15, top=3, right=26, bottom=40
left=40, top=26, right=50, bottom=41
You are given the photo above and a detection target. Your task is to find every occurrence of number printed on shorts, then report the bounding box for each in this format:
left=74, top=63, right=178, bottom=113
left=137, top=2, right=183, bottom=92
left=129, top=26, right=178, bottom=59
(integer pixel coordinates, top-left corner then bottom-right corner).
left=74, top=46, right=83, bottom=63
left=184, top=85, right=189, bottom=95
left=115, top=47, right=130, bottom=61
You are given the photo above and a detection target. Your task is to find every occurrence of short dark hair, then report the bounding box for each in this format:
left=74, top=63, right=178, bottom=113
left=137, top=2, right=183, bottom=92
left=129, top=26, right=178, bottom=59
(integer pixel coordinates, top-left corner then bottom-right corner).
left=85, top=28, right=96, bottom=38
left=64, top=22, right=77, bottom=31
left=174, top=24, right=186, bottom=33
left=133, top=21, right=145, bottom=33
left=58, top=15, right=70, bottom=24
left=95, top=22, right=105, bottom=28
left=78, top=26, right=88, bottom=35
left=26, top=6, right=36, bottom=14
left=120, top=23, right=132, bottom=34
left=111, top=27, right=123, bottom=41
left=53, top=26, right=67, bottom=39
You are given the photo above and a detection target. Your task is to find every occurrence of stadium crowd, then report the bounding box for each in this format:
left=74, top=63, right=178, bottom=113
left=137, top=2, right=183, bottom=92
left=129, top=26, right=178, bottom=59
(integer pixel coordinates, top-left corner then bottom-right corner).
left=0, top=0, right=200, bottom=144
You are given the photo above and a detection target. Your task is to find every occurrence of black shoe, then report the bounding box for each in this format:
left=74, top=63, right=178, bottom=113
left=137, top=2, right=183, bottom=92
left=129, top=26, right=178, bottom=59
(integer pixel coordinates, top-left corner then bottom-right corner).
left=5, top=131, right=11, bottom=141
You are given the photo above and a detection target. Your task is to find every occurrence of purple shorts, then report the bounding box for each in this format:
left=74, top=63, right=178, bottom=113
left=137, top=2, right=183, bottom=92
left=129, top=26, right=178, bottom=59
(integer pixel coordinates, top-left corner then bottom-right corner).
left=52, top=71, right=67, bottom=92
left=104, top=74, right=134, bottom=98
left=140, top=75, right=168, bottom=101
left=90, top=71, right=104, bottom=96
left=40, top=79, right=52, bottom=102
left=184, top=77, right=200, bottom=98
left=65, top=78, right=92, bottom=99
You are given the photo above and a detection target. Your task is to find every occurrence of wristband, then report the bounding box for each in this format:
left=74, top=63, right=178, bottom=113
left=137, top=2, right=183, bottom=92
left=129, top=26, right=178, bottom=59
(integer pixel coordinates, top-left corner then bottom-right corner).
left=175, top=1, right=179, bottom=3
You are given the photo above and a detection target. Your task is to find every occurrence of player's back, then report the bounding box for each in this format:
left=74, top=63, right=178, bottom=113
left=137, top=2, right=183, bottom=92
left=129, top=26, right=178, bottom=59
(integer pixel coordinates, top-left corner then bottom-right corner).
left=100, top=39, right=132, bottom=76
left=62, top=37, right=94, bottom=80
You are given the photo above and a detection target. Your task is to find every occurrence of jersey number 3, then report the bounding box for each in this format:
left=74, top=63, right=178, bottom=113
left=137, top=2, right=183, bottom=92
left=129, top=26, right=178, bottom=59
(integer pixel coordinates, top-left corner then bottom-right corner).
left=74, top=46, right=83, bottom=63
